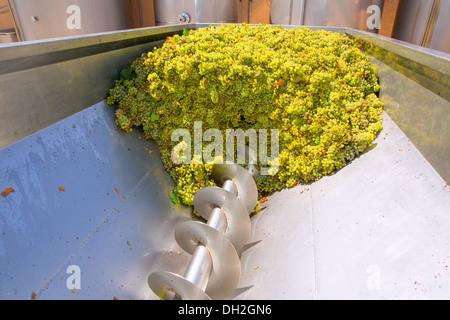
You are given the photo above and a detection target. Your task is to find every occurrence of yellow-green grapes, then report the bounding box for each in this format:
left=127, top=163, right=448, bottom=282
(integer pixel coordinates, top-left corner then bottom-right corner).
left=107, top=24, right=384, bottom=207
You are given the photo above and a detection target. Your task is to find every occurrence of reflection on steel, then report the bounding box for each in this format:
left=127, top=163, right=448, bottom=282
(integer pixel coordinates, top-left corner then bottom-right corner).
left=154, top=0, right=240, bottom=25
left=148, top=163, right=258, bottom=300
left=427, top=0, right=450, bottom=53
left=0, top=24, right=190, bottom=149
left=9, top=0, right=134, bottom=41
left=341, top=27, right=450, bottom=182
left=6, top=0, right=21, bottom=41
left=138, top=0, right=143, bottom=28
left=421, top=0, right=441, bottom=48
left=0, top=101, right=194, bottom=300
left=270, top=0, right=385, bottom=33
left=393, top=0, right=450, bottom=53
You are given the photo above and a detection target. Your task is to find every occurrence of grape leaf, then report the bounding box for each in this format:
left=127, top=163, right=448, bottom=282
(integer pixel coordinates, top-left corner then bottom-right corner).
left=169, top=191, right=180, bottom=204
left=120, top=67, right=134, bottom=80
left=151, top=113, right=160, bottom=122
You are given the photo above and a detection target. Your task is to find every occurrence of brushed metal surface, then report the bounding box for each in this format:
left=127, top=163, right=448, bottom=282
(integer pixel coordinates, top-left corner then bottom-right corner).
left=0, top=25, right=191, bottom=150
left=148, top=271, right=211, bottom=300
left=174, top=221, right=241, bottom=300
left=392, top=0, right=434, bottom=47
left=154, top=0, right=240, bottom=25
left=194, top=187, right=251, bottom=251
left=343, top=28, right=450, bottom=182
left=427, top=0, right=450, bottom=53
left=10, top=0, right=133, bottom=41
left=211, top=162, right=258, bottom=214
left=238, top=113, right=450, bottom=299
left=182, top=244, right=213, bottom=291
left=392, top=0, right=449, bottom=54
left=0, top=101, right=194, bottom=299
left=270, top=0, right=385, bottom=32
left=0, top=23, right=448, bottom=300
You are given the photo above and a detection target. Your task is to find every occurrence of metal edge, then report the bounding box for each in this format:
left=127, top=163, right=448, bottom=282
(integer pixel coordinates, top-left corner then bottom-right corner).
left=195, top=23, right=449, bottom=71
left=2, top=22, right=447, bottom=75
left=0, top=24, right=198, bottom=75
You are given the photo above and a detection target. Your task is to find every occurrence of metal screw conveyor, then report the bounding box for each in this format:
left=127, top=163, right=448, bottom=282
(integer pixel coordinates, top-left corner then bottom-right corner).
left=148, top=162, right=258, bottom=300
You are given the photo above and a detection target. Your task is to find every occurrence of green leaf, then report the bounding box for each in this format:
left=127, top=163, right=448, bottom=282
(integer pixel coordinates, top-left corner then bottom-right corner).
left=151, top=113, right=160, bottom=123
left=183, top=29, right=190, bottom=37
left=127, top=241, right=131, bottom=246
left=169, top=191, right=180, bottom=204
left=120, top=67, right=134, bottom=80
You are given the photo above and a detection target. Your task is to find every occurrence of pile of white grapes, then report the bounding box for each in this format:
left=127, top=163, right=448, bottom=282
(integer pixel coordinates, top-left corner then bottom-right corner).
left=107, top=24, right=384, bottom=207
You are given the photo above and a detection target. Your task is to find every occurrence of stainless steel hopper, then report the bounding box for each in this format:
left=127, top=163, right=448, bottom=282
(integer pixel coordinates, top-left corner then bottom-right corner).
left=0, top=24, right=449, bottom=300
